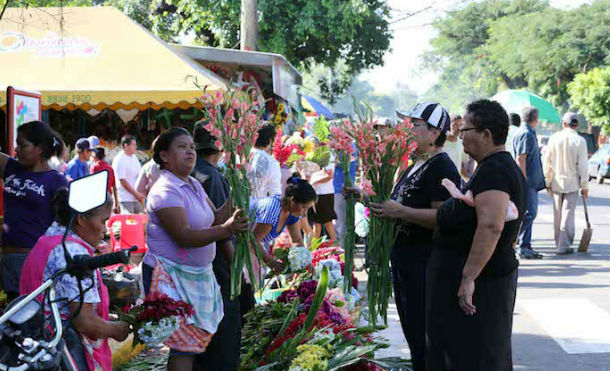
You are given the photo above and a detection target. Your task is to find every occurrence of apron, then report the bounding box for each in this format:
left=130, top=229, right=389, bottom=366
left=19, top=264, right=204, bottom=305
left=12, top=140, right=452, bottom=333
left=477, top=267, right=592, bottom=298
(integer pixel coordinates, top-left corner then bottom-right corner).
left=20, top=235, right=112, bottom=371
left=149, top=256, right=223, bottom=353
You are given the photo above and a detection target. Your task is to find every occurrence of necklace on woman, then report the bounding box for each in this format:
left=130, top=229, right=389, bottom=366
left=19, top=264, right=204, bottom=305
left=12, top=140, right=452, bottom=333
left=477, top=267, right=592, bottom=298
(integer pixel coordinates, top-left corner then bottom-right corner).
left=415, top=147, right=443, bottom=162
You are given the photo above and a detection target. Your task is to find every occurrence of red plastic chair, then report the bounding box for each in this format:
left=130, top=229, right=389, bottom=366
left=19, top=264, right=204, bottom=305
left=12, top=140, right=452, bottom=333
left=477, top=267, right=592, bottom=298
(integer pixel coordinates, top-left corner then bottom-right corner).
left=107, top=214, right=148, bottom=254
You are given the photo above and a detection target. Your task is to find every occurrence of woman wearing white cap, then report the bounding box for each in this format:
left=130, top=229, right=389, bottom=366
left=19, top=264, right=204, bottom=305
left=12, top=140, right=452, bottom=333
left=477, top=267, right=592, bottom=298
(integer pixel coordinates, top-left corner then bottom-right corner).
left=350, top=102, right=461, bottom=371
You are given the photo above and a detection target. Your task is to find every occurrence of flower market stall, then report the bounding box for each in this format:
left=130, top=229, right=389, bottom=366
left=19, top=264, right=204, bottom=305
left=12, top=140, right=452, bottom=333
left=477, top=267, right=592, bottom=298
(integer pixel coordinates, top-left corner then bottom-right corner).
left=170, top=44, right=303, bottom=133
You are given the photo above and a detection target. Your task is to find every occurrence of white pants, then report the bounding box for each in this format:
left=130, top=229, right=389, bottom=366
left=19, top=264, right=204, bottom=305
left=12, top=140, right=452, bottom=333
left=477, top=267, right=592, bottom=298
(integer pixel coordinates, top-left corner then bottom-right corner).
left=552, top=191, right=579, bottom=249
left=334, top=193, right=346, bottom=245
left=120, top=201, right=144, bottom=214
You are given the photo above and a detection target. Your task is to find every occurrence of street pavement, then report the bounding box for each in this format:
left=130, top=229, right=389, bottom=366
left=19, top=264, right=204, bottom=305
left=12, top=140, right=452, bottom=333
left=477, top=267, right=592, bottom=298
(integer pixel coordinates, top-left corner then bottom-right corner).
left=367, top=183, right=610, bottom=371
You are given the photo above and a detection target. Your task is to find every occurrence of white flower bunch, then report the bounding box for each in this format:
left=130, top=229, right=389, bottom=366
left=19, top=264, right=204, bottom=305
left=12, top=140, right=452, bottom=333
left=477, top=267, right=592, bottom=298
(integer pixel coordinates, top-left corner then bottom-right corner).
left=315, top=259, right=343, bottom=288
left=309, top=329, right=335, bottom=345
left=288, top=246, right=312, bottom=272
left=137, top=316, right=180, bottom=347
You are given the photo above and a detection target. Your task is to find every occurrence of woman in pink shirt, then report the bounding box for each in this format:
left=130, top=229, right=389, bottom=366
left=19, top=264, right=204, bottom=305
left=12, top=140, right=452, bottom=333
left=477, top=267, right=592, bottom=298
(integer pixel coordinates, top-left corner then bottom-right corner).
left=141, top=128, right=248, bottom=371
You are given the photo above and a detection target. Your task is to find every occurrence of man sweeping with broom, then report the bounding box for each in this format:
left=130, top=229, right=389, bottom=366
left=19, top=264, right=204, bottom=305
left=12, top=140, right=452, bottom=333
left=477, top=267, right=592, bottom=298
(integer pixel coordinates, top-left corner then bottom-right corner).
left=543, top=112, right=591, bottom=254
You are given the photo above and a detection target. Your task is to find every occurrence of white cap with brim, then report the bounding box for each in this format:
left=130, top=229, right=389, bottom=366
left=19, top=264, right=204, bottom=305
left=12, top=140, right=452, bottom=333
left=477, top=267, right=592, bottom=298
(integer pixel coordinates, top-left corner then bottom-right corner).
left=562, top=112, right=579, bottom=126
left=396, top=102, right=450, bottom=133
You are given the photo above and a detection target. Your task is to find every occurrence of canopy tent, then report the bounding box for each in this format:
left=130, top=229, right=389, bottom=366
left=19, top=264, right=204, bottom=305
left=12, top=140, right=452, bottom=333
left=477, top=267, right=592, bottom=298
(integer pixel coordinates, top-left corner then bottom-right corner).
left=491, top=89, right=561, bottom=123
left=0, top=6, right=225, bottom=111
left=301, top=95, right=334, bottom=119
left=170, top=44, right=302, bottom=109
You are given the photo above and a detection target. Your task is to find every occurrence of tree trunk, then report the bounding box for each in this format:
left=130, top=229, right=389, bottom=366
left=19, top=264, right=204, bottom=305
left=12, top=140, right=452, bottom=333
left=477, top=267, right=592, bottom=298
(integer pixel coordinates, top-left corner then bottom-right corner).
left=240, top=0, right=258, bottom=51
left=0, top=0, right=10, bottom=22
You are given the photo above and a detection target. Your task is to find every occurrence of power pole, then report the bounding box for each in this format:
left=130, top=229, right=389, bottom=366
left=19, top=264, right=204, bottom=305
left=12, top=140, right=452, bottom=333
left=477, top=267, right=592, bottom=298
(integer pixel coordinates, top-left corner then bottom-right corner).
left=240, top=0, right=258, bottom=51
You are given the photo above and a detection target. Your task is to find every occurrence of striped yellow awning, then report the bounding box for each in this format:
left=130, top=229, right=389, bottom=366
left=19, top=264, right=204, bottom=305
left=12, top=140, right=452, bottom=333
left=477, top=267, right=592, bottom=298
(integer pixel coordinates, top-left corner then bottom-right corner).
left=0, top=6, right=225, bottom=111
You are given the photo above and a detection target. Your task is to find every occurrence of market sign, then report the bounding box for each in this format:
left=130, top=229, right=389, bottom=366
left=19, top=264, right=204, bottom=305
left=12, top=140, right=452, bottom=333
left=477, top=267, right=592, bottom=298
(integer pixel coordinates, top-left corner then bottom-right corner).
left=0, top=31, right=99, bottom=57
left=5, top=86, right=42, bottom=155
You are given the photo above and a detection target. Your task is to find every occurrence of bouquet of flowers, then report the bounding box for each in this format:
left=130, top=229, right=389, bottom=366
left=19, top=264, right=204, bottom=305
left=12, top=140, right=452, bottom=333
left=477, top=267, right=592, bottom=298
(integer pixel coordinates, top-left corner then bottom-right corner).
left=315, top=259, right=343, bottom=289
left=305, top=145, right=331, bottom=168
left=242, top=267, right=387, bottom=370
left=119, top=292, right=194, bottom=348
left=328, top=124, right=357, bottom=293
left=199, top=87, right=264, bottom=298
left=341, top=102, right=416, bottom=326
left=273, top=131, right=305, bottom=167
left=288, top=246, right=313, bottom=272
left=272, top=245, right=312, bottom=275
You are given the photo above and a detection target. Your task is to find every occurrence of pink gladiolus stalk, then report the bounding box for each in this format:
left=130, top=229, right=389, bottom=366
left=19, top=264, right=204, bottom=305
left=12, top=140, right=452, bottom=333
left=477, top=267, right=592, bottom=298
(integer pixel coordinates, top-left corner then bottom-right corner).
left=328, top=125, right=358, bottom=294
left=340, top=102, right=416, bottom=326
left=198, top=87, right=264, bottom=299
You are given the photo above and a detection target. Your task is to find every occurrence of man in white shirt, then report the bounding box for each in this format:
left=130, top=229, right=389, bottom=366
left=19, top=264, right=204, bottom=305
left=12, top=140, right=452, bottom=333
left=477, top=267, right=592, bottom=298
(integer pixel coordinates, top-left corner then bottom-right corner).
left=248, top=124, right=282, bottom=199
left=543, top=112, right=589, bottom=254
left=113, top=135, right=144, bottom=214
left=505, top=113, right=521, bottom=159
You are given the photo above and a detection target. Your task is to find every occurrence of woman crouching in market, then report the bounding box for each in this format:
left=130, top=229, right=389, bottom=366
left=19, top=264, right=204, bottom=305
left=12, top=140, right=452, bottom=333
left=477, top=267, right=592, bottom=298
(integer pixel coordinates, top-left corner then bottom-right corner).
left=350, top=102, right=460, bottom=371
left=141, top=128, right=249, bottom=371
left=20, top=188, right=130, bottom=371
left=247, top=176, right=317, bottom=289
left=381, top=100, right=525, bottom=370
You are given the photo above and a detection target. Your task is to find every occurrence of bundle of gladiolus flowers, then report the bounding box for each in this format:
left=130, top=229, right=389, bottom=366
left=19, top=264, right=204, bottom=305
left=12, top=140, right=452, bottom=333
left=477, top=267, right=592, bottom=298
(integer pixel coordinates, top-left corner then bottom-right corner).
left=341, top=103, right=417, bottom=326
left=273, top=130, right=305, bottom=167
left=120, top=292, right=194, bottom=348
left=241, top=269, right=388, bottom=371
left=328, top=124, right=358, bottom=294
left=199, top=87, right=264, bottom=298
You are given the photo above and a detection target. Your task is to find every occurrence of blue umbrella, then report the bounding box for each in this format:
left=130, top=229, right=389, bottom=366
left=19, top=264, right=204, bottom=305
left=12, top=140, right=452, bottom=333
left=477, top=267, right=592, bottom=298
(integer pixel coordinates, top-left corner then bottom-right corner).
left=302, top=95, right=334, bottom=119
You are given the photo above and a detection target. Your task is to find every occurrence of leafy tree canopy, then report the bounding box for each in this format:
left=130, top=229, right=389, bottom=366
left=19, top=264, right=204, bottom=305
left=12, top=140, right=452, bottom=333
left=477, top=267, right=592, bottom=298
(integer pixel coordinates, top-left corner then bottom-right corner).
left=568, top=67, right=610, bottom=134
left=423, top=0, right=610, bottom=113
left=112, top=0, right=392, bottom=101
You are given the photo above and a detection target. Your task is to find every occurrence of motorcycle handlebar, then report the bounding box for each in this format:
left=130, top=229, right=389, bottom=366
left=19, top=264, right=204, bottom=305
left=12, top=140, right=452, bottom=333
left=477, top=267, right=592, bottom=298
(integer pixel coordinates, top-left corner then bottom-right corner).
left=67, top=246, right=136, bottom=278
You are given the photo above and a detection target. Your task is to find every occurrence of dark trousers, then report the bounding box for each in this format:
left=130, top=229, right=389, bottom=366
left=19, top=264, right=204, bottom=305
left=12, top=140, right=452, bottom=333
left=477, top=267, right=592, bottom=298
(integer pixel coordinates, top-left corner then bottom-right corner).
left=1, top=253, right=28, bottom=300
left=426, top=265, right=518, bottom=371
left=517, top=186, right=539, bottom=250
left=194, top=291, right=241, bottom=371
left=142, top=262, right=153, bottom=296
left=390, top=245, right=431, bottom=371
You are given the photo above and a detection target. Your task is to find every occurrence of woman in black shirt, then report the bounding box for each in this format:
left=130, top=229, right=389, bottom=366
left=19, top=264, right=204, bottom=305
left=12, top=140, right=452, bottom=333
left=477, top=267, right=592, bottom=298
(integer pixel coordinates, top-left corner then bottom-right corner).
left=384, top=100, right=526, bottom=371
left=368, top=102, right=460, bottom=371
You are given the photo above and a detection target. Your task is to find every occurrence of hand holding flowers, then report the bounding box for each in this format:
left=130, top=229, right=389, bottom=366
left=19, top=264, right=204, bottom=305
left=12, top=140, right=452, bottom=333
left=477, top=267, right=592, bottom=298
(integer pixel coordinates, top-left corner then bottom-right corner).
left=119, top=292, right=194, bottom=348
left=340, top=103, right=416, bottom=326
left=199, top=87, right=264, bottom=298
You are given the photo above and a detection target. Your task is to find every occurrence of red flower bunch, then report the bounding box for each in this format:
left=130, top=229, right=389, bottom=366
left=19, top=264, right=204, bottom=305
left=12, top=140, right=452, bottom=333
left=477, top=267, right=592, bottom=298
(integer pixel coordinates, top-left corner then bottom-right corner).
left=272, top=131, right=305, bottom=167
left=276, top=289, right=298, bottom=304
left=296, top=280, right=318, bottom=301
left=264, top=313, right=307, bottom=360
left=264, top=310, right=357, bottom=361
left=346, top=361, right=385, bottom=371
left=122, top=292, right=194, bottom=323
left=311, top=246, right=343, bottom=267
